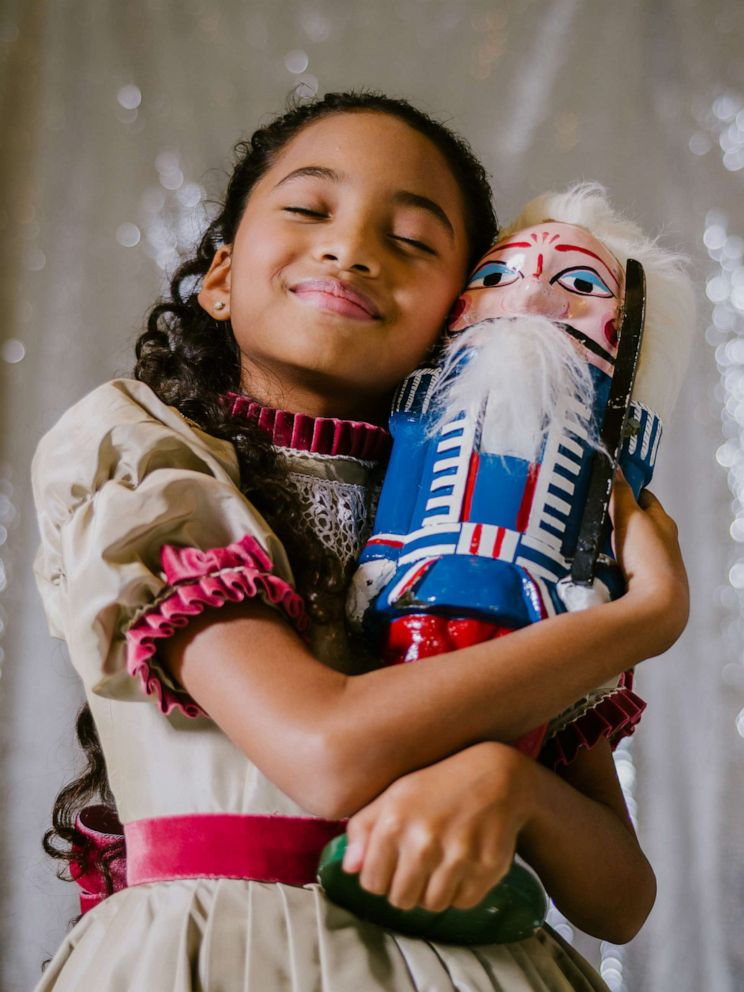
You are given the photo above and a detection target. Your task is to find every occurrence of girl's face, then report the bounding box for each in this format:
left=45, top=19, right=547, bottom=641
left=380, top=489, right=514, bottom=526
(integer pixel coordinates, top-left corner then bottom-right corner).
left=199, top=112, right=471, bottom=420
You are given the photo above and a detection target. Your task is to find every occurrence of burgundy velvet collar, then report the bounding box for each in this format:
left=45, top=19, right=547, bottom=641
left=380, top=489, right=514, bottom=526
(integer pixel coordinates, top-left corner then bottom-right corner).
left=227, top=393, right=391, bottom=460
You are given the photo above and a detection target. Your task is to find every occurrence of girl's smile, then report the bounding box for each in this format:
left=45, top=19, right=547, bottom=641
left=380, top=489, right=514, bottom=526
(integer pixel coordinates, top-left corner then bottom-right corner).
left=198, top=111, right=470, bottom=421
left=289, top=278, right=382, bottom=321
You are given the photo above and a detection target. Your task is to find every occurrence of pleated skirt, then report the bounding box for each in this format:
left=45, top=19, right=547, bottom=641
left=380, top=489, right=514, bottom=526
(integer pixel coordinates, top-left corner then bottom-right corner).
left=36, top=879, right=609, bottom=992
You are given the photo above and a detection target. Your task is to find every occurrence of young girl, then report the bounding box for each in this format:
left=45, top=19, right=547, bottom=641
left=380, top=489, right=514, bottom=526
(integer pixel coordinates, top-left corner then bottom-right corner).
left=33, top=91, right=688, bottom=991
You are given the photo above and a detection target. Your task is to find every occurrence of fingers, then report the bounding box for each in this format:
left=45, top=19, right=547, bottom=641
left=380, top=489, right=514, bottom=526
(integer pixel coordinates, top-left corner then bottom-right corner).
left=350, top=818, right=490, bottom=913
left=386, top=846, right=498, bottom=913
left=627, top=486, right=679, bottom=543
left=614, top=464, right=630, bottom=488
left=608, top=466, right=636, bottom=512
left=636, top=487, right=666, bottom=515
left=447, top=840, right=511, bottom=910
left=607, top=467, right=688, bottom=647
left=355, top=814, right=403, bottom=899
left=420, top=856, right=505, bottom=913
left=608, top=469, right=635, bottom=525
left=637, top=489, right=677, bottom=534
left=418, top=862, right=465, bottom=913
left=450, top=874, right=496, bottom=910
left=610, top=472, right=675, bottom=538
left=343, top=748, right=522, bottom=914
left=611, top=470, right=664, bottom=518
left=352, top=822, right=511, bottom=913
left=343, top=807, right=376, bottom=874
left=637, top=487, right=658, bottom=510
left=384, top=826, right=442, bottom=910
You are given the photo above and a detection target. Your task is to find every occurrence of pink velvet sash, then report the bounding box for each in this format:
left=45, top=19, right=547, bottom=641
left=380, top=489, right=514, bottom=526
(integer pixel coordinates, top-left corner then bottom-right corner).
left=124, top=813, right=347, bottom=887
left=73, top=809, right=348, bottom=913
left=72, top=805, right=127, bottom=914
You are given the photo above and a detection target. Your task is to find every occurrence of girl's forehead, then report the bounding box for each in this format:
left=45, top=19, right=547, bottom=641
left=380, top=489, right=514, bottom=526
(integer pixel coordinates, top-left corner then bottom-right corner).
left=262, top=112, right=463, bottom=200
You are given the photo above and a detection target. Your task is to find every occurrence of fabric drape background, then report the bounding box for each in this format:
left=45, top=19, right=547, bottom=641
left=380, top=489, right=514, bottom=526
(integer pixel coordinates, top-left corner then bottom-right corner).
left=1, top=1, right=742, bottom=989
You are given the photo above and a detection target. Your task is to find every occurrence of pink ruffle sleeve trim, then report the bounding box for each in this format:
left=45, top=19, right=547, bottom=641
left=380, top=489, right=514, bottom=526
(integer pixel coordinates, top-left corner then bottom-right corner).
left=541, top=672, right=647, bottom=770
left=125, top=535, right=308, bottom=718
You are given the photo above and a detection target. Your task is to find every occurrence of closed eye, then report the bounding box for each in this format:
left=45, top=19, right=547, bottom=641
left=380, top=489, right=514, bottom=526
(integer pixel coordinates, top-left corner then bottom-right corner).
left=393, top=235, right=436, bottom=255
left=283, top=208, right=435, bottom=255
left=283, top=206, right=327, bottom=217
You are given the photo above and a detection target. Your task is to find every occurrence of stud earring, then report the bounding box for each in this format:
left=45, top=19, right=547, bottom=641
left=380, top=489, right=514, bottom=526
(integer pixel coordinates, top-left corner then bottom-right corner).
left=214, top=301, right=226, bottom=311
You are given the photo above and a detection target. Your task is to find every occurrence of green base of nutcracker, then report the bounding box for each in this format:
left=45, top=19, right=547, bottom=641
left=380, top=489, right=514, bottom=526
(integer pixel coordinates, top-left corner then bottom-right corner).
left=317, top=833, right=547, bottom=945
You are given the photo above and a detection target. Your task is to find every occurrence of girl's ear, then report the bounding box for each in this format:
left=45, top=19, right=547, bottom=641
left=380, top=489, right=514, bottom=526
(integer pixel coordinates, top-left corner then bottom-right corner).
left=198, top=246, right=232, bottom=320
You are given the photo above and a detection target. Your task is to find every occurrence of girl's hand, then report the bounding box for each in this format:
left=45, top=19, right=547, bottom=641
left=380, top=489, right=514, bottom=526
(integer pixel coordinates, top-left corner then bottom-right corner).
left=609, top=470, right=689, bottom=650
left=342, top=741, right=533, bottom=912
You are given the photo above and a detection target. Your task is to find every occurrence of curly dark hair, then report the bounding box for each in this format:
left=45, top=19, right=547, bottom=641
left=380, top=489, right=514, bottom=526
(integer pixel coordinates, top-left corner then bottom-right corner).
left=43, top=88, right=498, bottom=906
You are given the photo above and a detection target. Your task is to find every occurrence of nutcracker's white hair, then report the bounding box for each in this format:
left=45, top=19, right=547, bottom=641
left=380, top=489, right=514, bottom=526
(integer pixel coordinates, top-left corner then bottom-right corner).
left=501, top=183, right=695, bottom=425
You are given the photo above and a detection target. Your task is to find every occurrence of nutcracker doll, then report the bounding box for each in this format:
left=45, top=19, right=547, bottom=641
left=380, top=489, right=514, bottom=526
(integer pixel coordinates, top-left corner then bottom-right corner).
left=348, top=184, right=694, bottom=760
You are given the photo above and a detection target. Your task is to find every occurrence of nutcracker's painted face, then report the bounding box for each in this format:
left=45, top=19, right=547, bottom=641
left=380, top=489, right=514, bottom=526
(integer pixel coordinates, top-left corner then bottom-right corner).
left=448, top=222, right=624, bottom=377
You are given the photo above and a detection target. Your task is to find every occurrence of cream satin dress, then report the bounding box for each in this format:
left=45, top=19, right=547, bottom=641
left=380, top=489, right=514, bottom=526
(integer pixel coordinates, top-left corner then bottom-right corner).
left=31, top=379, right=609, bottom=992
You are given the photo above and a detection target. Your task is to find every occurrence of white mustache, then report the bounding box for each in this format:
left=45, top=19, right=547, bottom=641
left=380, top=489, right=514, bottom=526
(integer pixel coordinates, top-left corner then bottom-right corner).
left=429, top=315, right=597, bottom=462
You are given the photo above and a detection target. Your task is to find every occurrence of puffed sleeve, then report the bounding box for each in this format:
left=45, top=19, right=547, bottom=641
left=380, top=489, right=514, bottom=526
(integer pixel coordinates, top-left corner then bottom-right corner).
left=32, top=379, right=307, bottom=718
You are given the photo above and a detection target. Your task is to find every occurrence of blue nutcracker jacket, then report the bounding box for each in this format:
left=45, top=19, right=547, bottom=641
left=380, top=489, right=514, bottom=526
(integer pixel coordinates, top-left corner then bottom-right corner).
left=357, top=357, right=662, bottom=639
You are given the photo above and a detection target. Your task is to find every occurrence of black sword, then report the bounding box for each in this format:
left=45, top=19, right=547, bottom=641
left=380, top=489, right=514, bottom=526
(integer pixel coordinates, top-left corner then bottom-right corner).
left=569, top=258, right=647, bottom=586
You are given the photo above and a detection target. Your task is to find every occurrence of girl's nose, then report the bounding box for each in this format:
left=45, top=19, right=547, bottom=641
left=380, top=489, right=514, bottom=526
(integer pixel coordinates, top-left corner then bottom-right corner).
left=313, top=223, right=381, bottom=276
left=505, top=279, right=570, bottom=319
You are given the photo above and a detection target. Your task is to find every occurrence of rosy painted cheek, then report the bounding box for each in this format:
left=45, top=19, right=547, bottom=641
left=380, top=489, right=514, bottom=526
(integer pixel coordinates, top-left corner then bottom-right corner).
left=448, top=293, right=485, bottom=332
left=448, top=296, right=467, bottom=326
left=603, top=317, right=619, bottom=351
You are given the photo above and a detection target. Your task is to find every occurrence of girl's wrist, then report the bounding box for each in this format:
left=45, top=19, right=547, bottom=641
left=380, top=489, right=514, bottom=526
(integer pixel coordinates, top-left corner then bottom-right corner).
left=472, top=741, right=540, bottom=829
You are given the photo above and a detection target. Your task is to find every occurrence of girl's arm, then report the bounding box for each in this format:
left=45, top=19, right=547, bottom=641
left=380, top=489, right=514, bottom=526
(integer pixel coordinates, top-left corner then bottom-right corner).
left=162, top=475, right=687, bottom=818
left=345, top=737, right=654, bottom=945
left=517, top=738, right=654, bottom=942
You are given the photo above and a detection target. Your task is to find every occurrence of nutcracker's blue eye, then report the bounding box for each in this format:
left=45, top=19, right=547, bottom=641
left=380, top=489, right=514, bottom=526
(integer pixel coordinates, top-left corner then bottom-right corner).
left=553, top=267, right=613, bottom=298
left=468, top=260, right=521, bottom=289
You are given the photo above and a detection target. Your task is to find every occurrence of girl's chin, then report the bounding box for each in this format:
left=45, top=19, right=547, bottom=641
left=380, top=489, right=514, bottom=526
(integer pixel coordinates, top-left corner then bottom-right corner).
left=292, top=309, right=381, bottom=337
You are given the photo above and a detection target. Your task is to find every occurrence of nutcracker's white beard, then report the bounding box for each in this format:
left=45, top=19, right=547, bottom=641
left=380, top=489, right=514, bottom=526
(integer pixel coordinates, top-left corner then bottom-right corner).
left=429, top=315, right=597, bottom=462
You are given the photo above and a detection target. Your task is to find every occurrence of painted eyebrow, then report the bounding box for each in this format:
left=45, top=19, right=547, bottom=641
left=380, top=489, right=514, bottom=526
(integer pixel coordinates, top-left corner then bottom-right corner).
left=490, top=241, right=531, bottom=251
left=273, top=165, right=455, bottom=242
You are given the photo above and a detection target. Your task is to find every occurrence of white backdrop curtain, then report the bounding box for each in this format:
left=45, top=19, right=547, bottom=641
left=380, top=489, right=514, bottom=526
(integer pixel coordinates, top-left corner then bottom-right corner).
left=1, top=1, right=742, bottom=989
